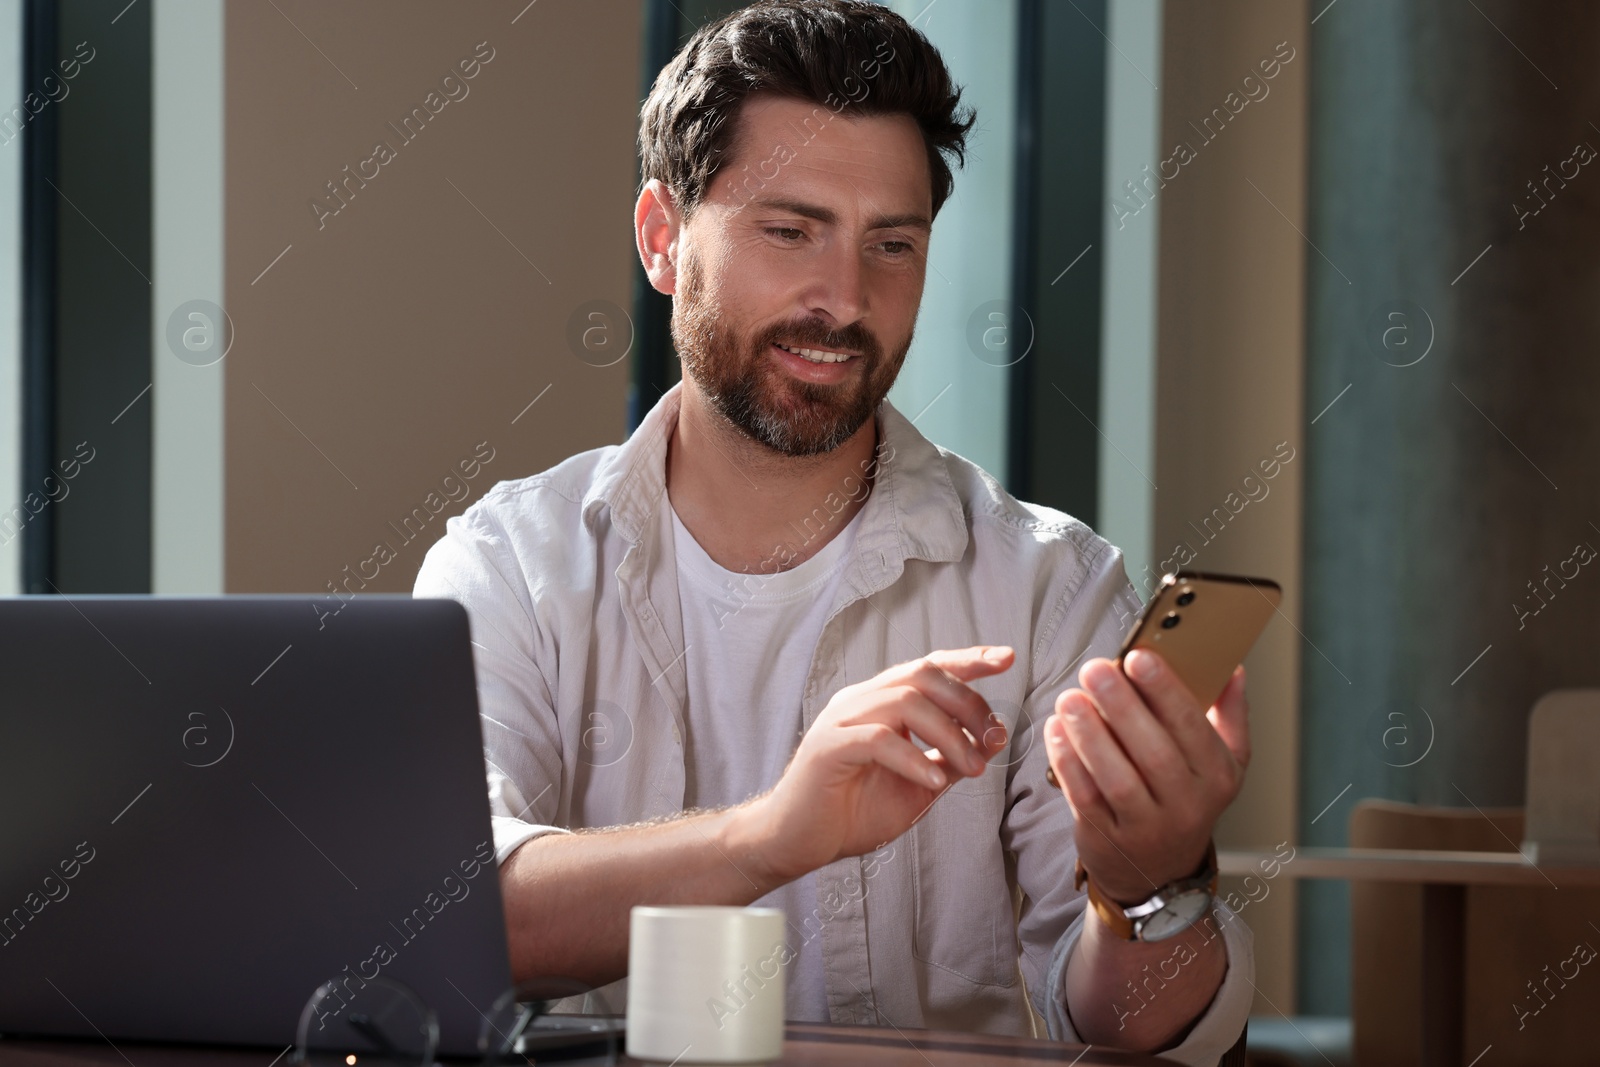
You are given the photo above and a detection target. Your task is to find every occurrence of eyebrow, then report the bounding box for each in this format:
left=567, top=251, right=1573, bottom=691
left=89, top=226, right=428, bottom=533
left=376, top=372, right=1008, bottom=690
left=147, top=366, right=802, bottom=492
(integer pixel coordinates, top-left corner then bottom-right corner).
left=747, top=196, right=932, bottom=232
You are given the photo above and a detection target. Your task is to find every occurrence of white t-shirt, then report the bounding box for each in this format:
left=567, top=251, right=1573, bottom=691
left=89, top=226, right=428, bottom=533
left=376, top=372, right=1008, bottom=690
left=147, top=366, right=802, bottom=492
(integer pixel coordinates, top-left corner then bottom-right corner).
left=667, top=497, right=865, bottom=1023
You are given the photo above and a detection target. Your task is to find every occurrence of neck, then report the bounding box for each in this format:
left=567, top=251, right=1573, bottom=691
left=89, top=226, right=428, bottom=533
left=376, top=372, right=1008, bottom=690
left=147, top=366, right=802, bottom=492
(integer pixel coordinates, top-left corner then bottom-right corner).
left=666, top=383, right=879, bottom=574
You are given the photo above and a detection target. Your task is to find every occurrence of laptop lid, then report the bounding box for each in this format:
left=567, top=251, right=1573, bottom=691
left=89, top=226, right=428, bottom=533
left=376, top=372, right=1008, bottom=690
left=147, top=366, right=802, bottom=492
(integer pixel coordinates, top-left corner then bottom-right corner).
left=0, top=594, right=513, bottom=1056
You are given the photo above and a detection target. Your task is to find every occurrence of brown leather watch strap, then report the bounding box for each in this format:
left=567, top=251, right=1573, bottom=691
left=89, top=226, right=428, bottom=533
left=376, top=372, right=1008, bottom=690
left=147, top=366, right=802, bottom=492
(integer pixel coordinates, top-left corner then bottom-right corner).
left=1074, top=840, right=1219, bottom=941
left=1075, top=857, right=1137, bottom=938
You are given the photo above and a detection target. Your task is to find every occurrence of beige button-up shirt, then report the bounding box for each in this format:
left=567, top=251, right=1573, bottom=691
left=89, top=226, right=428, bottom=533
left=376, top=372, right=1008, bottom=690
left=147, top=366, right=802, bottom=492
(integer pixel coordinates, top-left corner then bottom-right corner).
left=413, top=382, right=1253, bottom=1065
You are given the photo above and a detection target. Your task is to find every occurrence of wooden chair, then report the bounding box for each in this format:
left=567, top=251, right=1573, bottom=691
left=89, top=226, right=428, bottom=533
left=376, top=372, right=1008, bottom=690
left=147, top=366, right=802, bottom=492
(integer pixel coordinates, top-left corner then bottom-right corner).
left=1522, top=689, right=1600, bottom=864
left=1349, top=799, right=1600, bottom=1066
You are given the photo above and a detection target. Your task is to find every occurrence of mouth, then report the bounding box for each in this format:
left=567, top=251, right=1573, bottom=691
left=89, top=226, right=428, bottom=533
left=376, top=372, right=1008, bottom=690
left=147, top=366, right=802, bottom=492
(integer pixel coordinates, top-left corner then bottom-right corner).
left=772, top=341, right=860, bottom=365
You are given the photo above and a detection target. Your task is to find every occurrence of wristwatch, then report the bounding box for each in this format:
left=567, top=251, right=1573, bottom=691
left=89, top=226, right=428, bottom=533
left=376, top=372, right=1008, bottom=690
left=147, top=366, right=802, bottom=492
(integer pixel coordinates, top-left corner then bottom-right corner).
left=1074, top=840, right=1218, bottom=942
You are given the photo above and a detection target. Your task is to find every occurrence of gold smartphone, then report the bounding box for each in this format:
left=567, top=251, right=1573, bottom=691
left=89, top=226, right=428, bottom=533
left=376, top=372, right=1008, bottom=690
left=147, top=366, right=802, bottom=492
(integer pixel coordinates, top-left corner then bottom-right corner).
left=1116, top=570, right=1282, bottom=710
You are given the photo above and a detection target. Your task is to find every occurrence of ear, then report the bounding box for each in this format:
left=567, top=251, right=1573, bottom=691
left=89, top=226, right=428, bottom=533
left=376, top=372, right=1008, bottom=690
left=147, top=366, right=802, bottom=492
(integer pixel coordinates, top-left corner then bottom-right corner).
left=636, top=178, right=682, bottom=296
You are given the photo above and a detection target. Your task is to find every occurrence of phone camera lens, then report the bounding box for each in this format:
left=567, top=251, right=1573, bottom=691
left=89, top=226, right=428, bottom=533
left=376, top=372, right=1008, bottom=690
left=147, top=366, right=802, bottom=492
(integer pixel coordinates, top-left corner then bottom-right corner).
left=1161, top=612, right=1181, bottom=629
left=1176, top=590, right=1195, bottom=606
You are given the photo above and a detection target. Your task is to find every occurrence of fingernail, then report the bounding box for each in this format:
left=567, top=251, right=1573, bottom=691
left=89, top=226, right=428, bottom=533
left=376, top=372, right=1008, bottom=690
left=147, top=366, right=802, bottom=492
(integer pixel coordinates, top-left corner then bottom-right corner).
left=983, top=646, right=1010, bottom=664
left=1085, top=663, right=1115, bottom=697
left=926, top=765, right=946, bottom=789
left=988, top=713, right=1008, bottom=743
left=1127, top=649, right=1159, bottom=682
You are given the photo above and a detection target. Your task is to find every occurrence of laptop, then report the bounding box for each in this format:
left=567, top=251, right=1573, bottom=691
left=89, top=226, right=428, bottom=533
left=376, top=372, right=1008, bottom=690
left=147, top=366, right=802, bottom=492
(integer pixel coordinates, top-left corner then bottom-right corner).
left=0, top=594, right=521, bottom=1056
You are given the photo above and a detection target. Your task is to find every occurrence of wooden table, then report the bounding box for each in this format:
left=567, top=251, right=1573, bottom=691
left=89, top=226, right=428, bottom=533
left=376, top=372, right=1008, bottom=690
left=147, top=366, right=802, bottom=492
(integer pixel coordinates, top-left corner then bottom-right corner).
left=1220, top=847, right=1600, bottom=1067
left=762, top=1022, right=1173, bottom=1065
left=0, top=1022, right=1176, bottom=1066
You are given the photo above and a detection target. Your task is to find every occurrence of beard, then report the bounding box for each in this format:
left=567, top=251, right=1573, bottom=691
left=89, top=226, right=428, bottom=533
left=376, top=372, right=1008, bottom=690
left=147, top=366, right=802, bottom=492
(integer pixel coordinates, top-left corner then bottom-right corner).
left=670, top=248, right=912, bottom=457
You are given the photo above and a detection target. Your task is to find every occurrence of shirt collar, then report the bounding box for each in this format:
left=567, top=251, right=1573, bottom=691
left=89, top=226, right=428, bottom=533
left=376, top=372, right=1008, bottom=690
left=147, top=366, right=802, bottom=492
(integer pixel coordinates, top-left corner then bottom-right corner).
left=581, top=381, right=968, bottom=569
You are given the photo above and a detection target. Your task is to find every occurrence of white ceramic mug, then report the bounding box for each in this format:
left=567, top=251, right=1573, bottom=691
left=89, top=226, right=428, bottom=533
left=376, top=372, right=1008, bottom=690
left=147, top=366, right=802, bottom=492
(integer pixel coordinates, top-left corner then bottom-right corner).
left=626, top=905, right=788, bottom=1064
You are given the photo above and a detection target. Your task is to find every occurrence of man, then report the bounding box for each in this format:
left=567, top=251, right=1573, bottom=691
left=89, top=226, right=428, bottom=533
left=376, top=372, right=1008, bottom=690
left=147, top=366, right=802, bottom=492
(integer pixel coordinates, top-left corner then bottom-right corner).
left=414, top=2, right=1253, bottom=1062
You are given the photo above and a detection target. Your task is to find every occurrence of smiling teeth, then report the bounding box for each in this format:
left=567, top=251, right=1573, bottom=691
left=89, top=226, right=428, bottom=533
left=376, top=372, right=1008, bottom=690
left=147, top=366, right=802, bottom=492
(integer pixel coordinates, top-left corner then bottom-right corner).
left=777, top=343, right=853, bottom=364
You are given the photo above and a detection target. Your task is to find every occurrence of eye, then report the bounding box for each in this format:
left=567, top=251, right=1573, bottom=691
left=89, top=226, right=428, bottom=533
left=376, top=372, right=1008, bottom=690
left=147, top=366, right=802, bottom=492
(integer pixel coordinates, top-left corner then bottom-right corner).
left=764, top=227, right=805, bottom=242
left=879, top=239, right=915, bottom=257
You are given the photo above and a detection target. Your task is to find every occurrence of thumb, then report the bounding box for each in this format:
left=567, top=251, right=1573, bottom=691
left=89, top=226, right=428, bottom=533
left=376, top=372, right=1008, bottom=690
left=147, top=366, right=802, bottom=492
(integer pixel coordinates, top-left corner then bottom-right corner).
left=921, top=645, right=1015, bottom=683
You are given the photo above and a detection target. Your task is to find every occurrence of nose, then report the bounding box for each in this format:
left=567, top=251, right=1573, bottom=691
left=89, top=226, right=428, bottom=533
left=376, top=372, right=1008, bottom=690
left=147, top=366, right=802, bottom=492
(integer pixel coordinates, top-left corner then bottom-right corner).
left=806, top=240, right=868, bottom=336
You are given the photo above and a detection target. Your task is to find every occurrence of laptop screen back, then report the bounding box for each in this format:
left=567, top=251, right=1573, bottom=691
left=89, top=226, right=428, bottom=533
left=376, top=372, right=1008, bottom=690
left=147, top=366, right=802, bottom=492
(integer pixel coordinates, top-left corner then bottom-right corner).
left=0, top=595, right=512, bottom=1056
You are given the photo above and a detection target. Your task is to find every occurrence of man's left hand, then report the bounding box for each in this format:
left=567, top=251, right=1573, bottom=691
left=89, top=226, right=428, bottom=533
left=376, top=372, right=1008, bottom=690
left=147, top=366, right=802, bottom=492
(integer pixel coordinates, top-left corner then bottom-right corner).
left=1043, top=649, right=1250, bottom=904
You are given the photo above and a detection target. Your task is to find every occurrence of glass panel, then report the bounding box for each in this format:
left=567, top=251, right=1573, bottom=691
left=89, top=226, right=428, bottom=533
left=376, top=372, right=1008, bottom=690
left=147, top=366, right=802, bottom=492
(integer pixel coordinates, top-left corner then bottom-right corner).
left=0, top=0, right=22, bottom=594
left=879, top=0, right=1018, bottom=483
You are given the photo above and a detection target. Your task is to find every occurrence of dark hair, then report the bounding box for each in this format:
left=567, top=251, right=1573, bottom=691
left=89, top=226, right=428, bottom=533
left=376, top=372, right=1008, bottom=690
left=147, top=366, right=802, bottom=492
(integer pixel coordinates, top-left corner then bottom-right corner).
left=638, top=0, right=977, bottom=223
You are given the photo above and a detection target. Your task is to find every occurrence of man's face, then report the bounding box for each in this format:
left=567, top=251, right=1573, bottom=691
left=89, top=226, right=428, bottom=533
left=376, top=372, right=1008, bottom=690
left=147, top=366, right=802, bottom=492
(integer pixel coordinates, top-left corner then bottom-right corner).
left=668, top=93, right=932, bottom=457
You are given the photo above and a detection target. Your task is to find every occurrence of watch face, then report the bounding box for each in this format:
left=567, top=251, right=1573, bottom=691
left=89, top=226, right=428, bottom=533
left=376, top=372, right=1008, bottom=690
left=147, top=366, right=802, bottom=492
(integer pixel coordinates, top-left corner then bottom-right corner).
left=1137, top=889, right=1211, bottom=941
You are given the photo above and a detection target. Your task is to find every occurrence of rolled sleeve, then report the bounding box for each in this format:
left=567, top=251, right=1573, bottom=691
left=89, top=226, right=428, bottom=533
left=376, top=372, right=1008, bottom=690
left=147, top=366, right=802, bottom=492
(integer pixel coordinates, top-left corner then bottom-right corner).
left=413, top=501, right=573, bottom=867
left=487, top=770, right=571, bottom=867
left=1044, top=901, right=1255, bottom=1067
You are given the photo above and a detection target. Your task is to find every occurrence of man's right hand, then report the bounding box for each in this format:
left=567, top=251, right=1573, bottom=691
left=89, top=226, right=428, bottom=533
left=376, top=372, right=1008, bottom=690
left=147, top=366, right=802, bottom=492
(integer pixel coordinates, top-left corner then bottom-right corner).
left=499, top=645, right=1017, bottom=988
left=734, top=645, right=1015, bottom=887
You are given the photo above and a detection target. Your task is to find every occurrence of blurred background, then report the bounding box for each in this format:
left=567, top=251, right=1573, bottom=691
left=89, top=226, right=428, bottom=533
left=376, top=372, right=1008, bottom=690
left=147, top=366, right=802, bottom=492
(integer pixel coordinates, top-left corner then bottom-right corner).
left=3, top=1, right=1597, bottom=1062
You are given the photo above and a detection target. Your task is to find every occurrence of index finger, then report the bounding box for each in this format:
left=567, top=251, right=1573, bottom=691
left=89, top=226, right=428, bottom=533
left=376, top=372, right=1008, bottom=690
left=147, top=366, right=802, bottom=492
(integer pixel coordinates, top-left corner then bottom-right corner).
left=917, top=645, right=1015, bottom=682
left=878, top=648, right=1014, bottom=756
